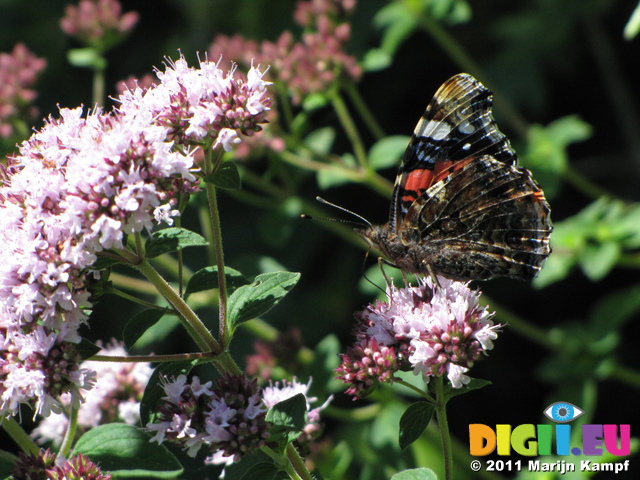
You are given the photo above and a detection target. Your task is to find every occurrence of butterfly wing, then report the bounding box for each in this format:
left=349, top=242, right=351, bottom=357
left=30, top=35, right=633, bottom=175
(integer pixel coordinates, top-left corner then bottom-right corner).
left=390, top=74, right=516, bottom=232
left=400, top=155, right=552, bottom=280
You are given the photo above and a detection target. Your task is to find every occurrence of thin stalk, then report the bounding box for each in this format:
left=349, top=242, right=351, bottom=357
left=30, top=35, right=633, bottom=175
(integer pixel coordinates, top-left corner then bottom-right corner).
left=344, top=82, right=385, bottom=140
left=110, top=287, right=170, bottom=311
left=259, top=446, right=303, bottom=480
left=92, top=66, right=105, bottom=107
left=286, top=444, right=313, bottom=480
left=91, top=350, right=242, bottom=376
left=203, top=149, right=230, bottom=346
left=396, top=378, right=437, bottom=404
left=434, top=376, right=453, bottom=480
left=134, top=257, right=220, bottom=353
left=331, top=91, right=368, bottom=168
left=1, top=417, right=39, bottom=456
left=59, top=405, right=79, bottom=457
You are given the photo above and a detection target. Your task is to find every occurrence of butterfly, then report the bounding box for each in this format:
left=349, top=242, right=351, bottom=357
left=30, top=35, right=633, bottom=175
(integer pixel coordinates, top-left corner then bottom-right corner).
left=356, top=73, right=552, bottom=281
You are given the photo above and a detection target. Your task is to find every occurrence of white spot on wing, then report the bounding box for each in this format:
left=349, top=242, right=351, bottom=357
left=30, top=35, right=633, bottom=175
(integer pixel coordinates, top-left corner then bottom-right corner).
left=458, top=120, right=475, bottom=134
left=415, top=119, right=452, bottom=141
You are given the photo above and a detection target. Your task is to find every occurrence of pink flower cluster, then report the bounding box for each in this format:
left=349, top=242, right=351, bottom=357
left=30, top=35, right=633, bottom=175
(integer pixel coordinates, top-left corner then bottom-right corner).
left=0, top=54, right=271, bottom=418
left=0, top=43, right=47, bottom=138
left=60, top=0, right=139, bottom=49
left=209, top=0, right=362, bottom=105
left=12, top=449, right=112, bottom=480
left=336, top=277, right=501, bottom=398
left=147, top=375, right=329, bottom=476
left=32, top=341, right=152, bottom=446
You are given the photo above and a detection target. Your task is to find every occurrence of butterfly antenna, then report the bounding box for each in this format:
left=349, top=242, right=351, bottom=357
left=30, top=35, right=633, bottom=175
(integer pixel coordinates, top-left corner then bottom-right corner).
left=301, top=196, right=372, bottom=228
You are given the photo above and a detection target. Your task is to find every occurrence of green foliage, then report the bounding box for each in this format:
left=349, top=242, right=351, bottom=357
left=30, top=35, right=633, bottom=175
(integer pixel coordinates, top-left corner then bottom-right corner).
left=523, top=115, right=592, bottom=198
left=265, top=393, right=308, bottom=446
left=144, top=228, right=208, bottom=258
left=184, top=266, right=248, bottom=298
left=227, top=271, right=301, bottom=331
left=399, top=403, right=436, bottom=451
left=390, top=468, right=438, bottom=480
left=73, top=423, right=183, bottom=478
left=204, top=161, right=242, bottom=190
left=123, top=308, right=168, bottom=350
left=535, top=198, right=640, bottom=286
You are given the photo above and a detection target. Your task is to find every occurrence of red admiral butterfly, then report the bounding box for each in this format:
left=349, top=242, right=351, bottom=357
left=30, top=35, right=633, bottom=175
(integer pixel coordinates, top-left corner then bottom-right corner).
left=356, top=74, right=552, bottom=281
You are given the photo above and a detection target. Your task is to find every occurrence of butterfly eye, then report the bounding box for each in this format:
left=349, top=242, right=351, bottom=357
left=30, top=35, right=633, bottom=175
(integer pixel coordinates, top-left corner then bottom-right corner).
left=543, top=402, right=584, bottom=423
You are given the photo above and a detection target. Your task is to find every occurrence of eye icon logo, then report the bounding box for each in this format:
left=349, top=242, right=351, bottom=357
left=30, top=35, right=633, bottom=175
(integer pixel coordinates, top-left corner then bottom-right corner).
left=544, top=402, right=584, bottom=423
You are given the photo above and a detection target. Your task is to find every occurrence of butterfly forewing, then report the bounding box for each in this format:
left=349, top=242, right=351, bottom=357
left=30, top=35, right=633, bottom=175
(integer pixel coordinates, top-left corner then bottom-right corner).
left=390, top=74, right=517, bottom=231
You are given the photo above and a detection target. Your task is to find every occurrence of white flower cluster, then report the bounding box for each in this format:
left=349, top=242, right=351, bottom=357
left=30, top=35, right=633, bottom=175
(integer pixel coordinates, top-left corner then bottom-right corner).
left=362, top=276, right=500, bottom=388
left=0, top=53, right=271, bottom=417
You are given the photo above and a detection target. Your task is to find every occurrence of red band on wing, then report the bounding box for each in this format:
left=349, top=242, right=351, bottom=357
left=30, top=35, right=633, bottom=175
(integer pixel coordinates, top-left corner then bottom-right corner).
left=400, top=158, right=474, bottom=203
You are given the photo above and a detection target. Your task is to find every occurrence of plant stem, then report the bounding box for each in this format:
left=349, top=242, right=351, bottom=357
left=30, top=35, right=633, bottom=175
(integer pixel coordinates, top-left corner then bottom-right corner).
left=92, top=65, right=105, bottom=107
left=203, top=150, right=230, bottom=347
left=434, top=376, right=453, bottom=480
left=134, top=257, right=220, bottom=353
left=331, top=91, right=368, bottom=168
left=344, top=82, right=385, bottom=141
left=286, top=444, right=313, bottom=480
left=1, top=417, right=39, bottom=456
left=59, top=405, right=79, bottom=457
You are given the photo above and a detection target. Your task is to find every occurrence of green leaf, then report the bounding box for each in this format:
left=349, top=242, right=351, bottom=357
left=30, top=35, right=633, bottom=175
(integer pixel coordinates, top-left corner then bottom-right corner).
left=266, top=393, right=308, bottom=444
left=368, top=135, right=410, bottom=170
left=204, top=161, right=241, bottom=190
left=399, top=402, right=435, bottom=451
left=145, top=227, right=208, bottom=258
left=140, top=360, right=197, bottom=425
left=227, top=271, right=300, bottom=329
left=73, top=423, right=182, bottom=478
left=77, top=337, right=102, bottom=360
left=304, top=127, right=336, bottom=155
left=91, top=251, right=128, bottom=269
left=123, top=308, right=168, bottom=350
left=239, top=462, right=288, bottom=480
left=580, top=240, right=620, bottom=281
left=317, top=154, right=357, bottom=189
left=624, top=2, right=640, bottom=40
left=390, top=468, right=438, bottom=480
left=444, top=378, right=492, bottom=400
left=373, top=3, right=419, bottom=56
left=361, top=48, right=392, bottom=72
left=184, top=266, right=248, bottom=298
left=302, top=92, right=330, bottom=111
left=0, top=456, right=15, bottom=479
left=523, top=115, right=592, bottom=198
left=67, top=47, right=107, bottom=70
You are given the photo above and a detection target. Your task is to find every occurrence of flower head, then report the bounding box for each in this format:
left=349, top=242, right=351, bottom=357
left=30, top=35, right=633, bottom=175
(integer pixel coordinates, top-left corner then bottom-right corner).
left=147, top=374, right=270, bottom=462
left=337, top=277, right=500, bottom=398
left=0, top=43, right=46, bottom=138
left=60, top=0, right=139, bottom=50
left=11, top=449, right=112, bottom=480
left=117, top=54, right=272, bottom=149
left=32, top=340, right=152, bottom=446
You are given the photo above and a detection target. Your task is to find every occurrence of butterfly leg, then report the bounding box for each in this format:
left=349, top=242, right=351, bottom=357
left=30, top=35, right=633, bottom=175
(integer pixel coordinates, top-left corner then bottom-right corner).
left=426, top=264, right=442, bottom=289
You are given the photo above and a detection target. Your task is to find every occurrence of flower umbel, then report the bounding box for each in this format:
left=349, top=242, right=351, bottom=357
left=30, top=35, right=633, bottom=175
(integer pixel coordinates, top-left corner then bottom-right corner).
left=146, top=374, right=270, bottom=462
left=337, top=276, right=500, bottom=398
left=32, top=341, right=152, bottom=447
left=11, top=449, right=112, bottom=480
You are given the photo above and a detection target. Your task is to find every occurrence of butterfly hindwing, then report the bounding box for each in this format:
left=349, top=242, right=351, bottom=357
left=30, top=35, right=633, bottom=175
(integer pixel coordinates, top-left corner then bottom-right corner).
left=400, top=155, right=551, bottom=280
